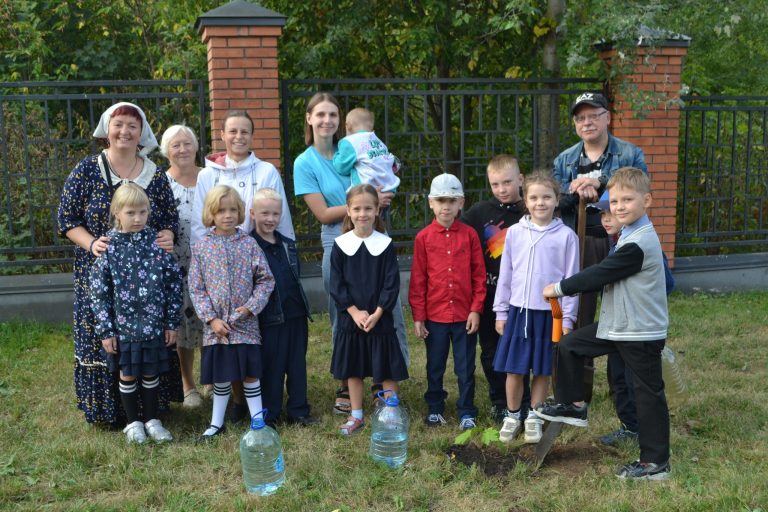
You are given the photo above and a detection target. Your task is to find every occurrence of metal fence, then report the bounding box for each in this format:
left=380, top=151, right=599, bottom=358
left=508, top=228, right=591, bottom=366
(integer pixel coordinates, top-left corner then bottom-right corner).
left=0, top=80, right=208, bottom=271
left=678, top=96, right=768, bottom=255
left=280, top=78, right=606, bottom=260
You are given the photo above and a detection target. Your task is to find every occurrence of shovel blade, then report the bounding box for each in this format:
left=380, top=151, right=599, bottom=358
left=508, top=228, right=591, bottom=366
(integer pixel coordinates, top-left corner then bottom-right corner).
left=533, top=421, right=563, bottom=470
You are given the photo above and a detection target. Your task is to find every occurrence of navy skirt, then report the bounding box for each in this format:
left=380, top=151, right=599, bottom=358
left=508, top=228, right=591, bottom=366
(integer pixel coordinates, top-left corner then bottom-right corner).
left=103, top=338, right=171, bottom=377
left=331, top=330, right=409, bottom=383
left=200, top=343, right=262, bottom=384
left=493, top=307, right=554, bottom=376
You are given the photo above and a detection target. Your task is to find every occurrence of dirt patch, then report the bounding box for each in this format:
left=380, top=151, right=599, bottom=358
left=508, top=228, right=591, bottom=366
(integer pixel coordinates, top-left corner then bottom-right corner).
left=446, top=441, right=618, bottom=477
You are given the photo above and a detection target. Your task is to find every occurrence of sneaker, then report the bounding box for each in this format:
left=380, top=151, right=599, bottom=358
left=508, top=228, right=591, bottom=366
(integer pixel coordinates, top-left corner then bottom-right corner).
left=490, top=404, right=507, bottom=425
left=534, top=402, right=588, bottom=427
left=123, top=420, right=147, bottom=444
left=226, top=402, right=249, bottom=423
left=424, top=413, right=447, bottom=427
left=499, top=415, right=522, bottom=442
left=339, top=416, right=364, bottom=436
left=459, top=415, right=477, bottom=430
left=616, top=460, right=671, bottom=481
left=524, top=416, right=544, bottom=443
left=144, top=419, right=173, bottom=443
left=183, top=389, right=203, bottom=408
left=599, top=426, right=639, bottom=447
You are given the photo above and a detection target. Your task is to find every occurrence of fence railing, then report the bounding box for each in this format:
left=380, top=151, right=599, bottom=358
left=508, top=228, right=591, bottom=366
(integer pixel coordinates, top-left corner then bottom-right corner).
left=678, top=96, right=768, bottom=255
left=0, top=80, right=208, bottom=272
left=280, top=78, right=606, bottom=260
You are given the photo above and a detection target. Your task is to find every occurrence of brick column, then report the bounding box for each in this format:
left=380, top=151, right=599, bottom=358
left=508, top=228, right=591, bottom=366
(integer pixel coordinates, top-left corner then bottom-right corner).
left=196, top=1, right=286, bottom=167
left=598, top=37, right=690, bottom=265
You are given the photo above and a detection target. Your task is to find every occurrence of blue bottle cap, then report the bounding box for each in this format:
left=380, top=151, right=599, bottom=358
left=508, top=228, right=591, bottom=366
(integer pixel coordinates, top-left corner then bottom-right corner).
left=377, top=389, right=400, bottom=407
left=250, top=409, right=268, bottom=430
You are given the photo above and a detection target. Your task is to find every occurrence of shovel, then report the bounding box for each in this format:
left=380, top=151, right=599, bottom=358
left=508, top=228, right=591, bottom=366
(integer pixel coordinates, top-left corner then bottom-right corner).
left=532, top=297, right=564, bottom=470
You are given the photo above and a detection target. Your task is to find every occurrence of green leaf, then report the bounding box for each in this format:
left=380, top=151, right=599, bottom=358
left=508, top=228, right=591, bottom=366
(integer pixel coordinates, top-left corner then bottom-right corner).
left=454, top=429, right=474, bottom=445
left=481, top=427, right=500, bottom=445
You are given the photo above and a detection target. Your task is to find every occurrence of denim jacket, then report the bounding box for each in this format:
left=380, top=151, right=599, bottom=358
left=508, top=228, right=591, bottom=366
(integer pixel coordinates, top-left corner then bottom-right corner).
left=553, top=134, right=647, bottom=229
left=252, top=230, right=312, bottom=328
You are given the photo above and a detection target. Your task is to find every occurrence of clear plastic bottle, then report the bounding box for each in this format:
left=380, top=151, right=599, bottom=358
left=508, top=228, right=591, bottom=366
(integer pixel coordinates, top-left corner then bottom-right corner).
left=661, top=346, right=687, bottom=407
left=240, top=414, right=285, bottom=496
left=369, top=390, right=409, bottom=468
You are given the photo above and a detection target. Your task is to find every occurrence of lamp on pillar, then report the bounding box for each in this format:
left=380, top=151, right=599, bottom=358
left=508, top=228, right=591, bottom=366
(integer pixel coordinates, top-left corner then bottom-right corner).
left=196, top=0, right=286, bottom=167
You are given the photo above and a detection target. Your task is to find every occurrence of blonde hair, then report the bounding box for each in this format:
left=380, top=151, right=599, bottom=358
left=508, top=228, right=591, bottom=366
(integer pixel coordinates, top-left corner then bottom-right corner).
left=110, top=183, right=150, bottom=229
left=607, top=167, right=651, bottom=195
left=346, top=108, right=375, bottom=132
left=342, top=184, right=386, bottom=234
left=304, top=92, right=343, bottom=146
left=252, top=187, right=282, bottom=203
left=523, top=170, right=561, bottom=202
left=202, top=185, right=245, bottom=228
left=487, top=154, right=520, bottom=175
left=159, top=125, right=198, bottom=157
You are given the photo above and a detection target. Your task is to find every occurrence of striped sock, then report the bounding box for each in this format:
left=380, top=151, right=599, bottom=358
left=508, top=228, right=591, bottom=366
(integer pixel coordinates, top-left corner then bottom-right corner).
left=207, top=382, right=231, bottom=433
left=243, top=380, right=263, bottom=420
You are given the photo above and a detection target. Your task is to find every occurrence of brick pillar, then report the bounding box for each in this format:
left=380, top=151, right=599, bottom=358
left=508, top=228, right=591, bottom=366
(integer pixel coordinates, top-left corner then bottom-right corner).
left=598, top=36, right=690, bottom=265
left=196, top=1, right=286, bottom=167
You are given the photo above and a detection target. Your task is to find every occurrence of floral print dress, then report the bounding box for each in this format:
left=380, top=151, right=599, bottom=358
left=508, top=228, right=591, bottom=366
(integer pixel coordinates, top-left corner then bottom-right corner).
left=57, top=152, right=181, bottom=424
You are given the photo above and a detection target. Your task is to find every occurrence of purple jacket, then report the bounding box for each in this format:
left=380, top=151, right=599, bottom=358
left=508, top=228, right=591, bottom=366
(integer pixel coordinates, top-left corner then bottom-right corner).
left=493, top=216, right=579, bottom=329
left=189, top=228, right=275, bottom=347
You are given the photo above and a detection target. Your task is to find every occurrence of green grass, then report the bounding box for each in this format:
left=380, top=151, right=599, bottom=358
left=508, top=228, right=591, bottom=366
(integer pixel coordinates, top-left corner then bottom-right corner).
left=1, top=292, right=767, bottom=511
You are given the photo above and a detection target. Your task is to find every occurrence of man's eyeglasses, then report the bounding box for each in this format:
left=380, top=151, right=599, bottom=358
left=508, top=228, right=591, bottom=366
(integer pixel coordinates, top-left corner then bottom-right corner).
left=573, top=110, right=608, bottom=124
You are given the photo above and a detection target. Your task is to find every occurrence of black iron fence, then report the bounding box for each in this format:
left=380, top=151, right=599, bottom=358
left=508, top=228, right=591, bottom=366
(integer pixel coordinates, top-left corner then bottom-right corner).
left=280, top=78, right=606, bottom=260
left=0, top=80, right=208, bottom=272
left=678, top=96, right=768, bottom=255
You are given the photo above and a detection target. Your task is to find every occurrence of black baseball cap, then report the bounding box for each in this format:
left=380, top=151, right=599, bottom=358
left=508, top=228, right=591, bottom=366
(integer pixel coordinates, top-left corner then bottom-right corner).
left=570, top=92, right=609, bottom=116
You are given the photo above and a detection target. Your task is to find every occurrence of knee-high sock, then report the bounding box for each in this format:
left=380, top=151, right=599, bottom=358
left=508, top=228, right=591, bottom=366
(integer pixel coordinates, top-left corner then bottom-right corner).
left=141, top=375, right=160, bottom=421
left=210, top=382, right=231, bottom=428
left=119, top=379, right=140, bottom=424
left=243, top=380, right=263, bottom=420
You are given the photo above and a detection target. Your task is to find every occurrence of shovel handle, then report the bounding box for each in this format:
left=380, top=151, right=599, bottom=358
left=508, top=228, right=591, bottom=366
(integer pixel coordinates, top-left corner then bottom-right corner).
left=549, top=298, right=563, bottom=343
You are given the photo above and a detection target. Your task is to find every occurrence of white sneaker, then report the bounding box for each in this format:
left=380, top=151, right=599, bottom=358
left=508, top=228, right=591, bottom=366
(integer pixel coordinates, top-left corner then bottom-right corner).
left=144, top=419, right=173, bottom=443
left=123, top=421, right=147, bottom=444
left=524, top=416, right=544, bottom=443
left=499, top=416, right=522, bottom=442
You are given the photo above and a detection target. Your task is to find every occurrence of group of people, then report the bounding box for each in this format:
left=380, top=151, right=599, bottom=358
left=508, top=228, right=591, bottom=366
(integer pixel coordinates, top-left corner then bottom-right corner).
left=58, top=91, right=672, bottom=481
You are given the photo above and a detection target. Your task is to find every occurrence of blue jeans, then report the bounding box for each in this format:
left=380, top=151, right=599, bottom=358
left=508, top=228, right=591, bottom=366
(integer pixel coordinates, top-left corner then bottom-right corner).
left=322, top=222, right=410, bottom=366
left=423, top=320, right=477, bottom=418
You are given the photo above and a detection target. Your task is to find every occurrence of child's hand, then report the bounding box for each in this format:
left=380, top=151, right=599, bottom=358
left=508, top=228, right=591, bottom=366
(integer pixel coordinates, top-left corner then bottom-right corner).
left=165, top=329, right=177, bottom=347
left=414, top=321, right=429, bottom=340
left=235, top=306, right=252, bottom=319
left=210, top=318, right=231, bottom=340
left=347, top=306, right=369, bottom=331
left=543, top=284, right=557, bottom=299
left=466, top=312, right=480, bottom=334
left=495, top=320, right=506, bottom=336
left=363, top=307, right=384, bottom=332
left=101, top=337, right=117, bottom=354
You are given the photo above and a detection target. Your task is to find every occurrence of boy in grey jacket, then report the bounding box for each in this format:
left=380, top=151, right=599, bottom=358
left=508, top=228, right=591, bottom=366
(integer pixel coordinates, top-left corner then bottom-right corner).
left=537, top=167, right=670, bottom=481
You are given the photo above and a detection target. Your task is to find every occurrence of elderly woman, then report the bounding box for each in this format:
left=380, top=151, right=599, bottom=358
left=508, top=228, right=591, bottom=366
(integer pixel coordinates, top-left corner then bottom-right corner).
left=58, top=102, right=182, bottom=426
left=160, top=125, right=206, bottom=408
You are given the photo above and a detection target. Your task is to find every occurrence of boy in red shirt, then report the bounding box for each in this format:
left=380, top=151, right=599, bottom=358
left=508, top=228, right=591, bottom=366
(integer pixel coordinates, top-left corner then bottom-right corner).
left=409, top=173, right=486, bottom=430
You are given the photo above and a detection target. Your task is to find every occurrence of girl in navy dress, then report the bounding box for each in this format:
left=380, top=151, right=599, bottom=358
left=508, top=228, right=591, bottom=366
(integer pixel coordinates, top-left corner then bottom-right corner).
left=188, top=185, right=275, bottom=440
left=330, top=184, right=408, bottom=435
left=492, top=171, right=579, bottom=444
left=89, top=183, right=183, bottom=443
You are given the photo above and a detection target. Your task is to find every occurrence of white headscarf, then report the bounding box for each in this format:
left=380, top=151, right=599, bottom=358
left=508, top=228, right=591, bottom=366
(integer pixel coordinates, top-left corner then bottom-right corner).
left=92, top=102, right=158, bottom=156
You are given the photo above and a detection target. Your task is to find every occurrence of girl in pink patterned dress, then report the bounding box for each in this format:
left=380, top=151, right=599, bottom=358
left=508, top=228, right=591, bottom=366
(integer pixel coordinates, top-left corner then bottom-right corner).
left=189, top=185, right=275, bottom=440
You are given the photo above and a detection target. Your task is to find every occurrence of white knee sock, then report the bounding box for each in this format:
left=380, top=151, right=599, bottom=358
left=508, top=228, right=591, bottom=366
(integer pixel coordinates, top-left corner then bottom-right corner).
left=243, top=380, right=263, bottom=420
left=203, top=382, right=231, bottom=436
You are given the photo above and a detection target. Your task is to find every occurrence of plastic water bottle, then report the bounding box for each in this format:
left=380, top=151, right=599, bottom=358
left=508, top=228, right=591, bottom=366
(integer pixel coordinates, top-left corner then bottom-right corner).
left=369, top=390, right=409, bottom=468
left=240, top=412, right=285, bottom=495
left=661, top=346, right=687, bottom=408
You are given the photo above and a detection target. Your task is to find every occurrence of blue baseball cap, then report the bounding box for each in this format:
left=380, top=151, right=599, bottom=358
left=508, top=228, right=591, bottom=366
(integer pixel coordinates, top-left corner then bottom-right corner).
left=593, top=190, right=610, bottom=211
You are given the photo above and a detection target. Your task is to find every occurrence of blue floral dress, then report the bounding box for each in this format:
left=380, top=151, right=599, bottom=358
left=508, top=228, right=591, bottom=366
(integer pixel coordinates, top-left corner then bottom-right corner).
left=57, top=153, right=181, bottom=424
left=89, top=227, right=183, bottom=377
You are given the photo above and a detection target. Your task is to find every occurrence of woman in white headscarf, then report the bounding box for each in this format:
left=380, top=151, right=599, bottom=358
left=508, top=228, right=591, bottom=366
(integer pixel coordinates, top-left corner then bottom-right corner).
left=57, top=102, right=182, bottom=426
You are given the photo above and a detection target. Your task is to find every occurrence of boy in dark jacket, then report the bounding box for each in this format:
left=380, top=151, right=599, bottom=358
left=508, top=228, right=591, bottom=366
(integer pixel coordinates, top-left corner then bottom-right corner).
left=250, top=188, right=316, bottom=427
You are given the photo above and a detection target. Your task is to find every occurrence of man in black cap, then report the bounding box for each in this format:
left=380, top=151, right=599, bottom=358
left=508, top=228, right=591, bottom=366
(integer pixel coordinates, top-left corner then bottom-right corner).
left=552, top=92, right=648, bottom=443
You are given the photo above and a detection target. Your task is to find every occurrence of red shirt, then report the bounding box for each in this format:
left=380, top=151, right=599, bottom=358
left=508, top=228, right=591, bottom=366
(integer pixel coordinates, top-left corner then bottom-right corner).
left=409, top=218, right=486, bottom=323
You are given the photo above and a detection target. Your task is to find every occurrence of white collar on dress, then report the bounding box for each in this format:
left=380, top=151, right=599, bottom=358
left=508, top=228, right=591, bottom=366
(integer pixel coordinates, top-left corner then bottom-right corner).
left=98, top=151, right=156, bottom=189
left=335, top=230, right=392, bottom=256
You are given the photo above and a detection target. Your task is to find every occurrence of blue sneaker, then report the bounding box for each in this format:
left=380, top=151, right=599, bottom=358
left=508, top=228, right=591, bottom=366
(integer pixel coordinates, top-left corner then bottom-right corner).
left=424, top=413, right=447, bottom=427
left=459, top=415, right=477, bottom=430
left=599, top=426, right=639, bottom=446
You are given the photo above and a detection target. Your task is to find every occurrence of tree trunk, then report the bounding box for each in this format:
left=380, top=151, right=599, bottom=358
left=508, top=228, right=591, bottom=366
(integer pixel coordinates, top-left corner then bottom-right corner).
left=536, top=0, right=565, bottom=170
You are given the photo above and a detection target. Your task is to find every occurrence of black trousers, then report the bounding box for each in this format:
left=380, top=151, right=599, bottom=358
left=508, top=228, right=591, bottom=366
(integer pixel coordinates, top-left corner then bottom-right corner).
left=607, top=352, right=639, bottom=432
left=555, top=323, right=669, bottom=464
left=260, top=317, right=310, bottom=422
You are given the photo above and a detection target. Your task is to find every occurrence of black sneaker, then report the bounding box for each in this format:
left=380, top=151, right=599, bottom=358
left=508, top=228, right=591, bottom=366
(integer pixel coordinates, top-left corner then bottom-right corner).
left=424, top=413, right=447, bottom=427
left=534, top=402, right=588, bottom=427
left=599, top=426, right=639, bottom=446
left=616, top=460, right=670, bottom=481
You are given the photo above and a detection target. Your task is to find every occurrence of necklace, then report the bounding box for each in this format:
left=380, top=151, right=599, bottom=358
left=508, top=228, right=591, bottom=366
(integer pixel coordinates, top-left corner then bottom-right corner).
left=107, top=152, right=140, bottom=181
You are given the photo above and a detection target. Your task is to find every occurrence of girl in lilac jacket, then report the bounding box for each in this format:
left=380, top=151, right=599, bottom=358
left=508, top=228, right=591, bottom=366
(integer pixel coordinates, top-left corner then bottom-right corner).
left=492, top=172, right=579, bottom=444
left=189, top=185, right=275, bottom=440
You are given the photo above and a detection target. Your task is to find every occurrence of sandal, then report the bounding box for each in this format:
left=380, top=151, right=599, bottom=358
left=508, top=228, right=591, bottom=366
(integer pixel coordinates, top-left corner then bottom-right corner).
left=339, top=415, right=365, bottom=436
left=371, top=383, right=384, bottom=407
left=334, top=386, right=351, bottom=415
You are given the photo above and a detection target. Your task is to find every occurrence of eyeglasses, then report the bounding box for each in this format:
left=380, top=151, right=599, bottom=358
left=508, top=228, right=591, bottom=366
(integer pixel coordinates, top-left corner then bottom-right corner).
left=573, top=111, right=608, bottom=124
